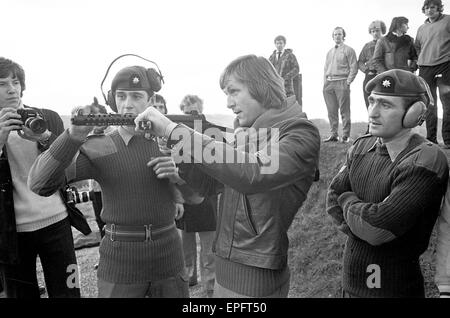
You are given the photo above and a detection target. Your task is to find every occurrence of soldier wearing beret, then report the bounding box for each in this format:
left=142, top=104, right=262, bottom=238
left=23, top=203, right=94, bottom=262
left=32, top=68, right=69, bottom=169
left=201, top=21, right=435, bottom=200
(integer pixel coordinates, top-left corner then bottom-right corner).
left=326, top=69, right=449, bottom=297
left=28, top=64, right=193, bottom=298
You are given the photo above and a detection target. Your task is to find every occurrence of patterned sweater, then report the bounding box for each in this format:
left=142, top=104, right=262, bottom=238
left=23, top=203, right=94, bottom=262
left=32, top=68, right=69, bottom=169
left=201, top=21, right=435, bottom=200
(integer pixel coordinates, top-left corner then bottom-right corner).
left=326, top=134, right=448, bottom=297
left=28, top=128, right=184, bottom=283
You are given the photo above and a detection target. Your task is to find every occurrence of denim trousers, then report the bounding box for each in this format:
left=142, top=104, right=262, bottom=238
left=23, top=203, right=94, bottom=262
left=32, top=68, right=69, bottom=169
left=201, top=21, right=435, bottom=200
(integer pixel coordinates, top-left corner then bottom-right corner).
left=0, top=217, right=80, bottom=298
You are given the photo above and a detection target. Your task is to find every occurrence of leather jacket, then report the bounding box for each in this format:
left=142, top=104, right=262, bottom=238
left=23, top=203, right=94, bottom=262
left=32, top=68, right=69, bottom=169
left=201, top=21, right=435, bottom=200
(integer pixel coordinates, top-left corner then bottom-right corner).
left=178, top=96, right=321, bottom=270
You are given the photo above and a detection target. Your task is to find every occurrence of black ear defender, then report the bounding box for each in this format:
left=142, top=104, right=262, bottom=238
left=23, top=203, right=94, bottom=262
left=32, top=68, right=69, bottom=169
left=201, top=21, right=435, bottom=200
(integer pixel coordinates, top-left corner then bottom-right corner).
left=402, top=77, right=434, bottom=129
left=100, top=54, right=164, bottom=112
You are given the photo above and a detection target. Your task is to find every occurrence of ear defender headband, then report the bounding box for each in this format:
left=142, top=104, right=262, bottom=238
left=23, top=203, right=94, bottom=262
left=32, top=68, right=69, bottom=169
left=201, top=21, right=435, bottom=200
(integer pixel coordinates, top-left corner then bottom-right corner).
left=402, top=76, right=433, bottom=128
left=100, top=54, right=165, bottom=112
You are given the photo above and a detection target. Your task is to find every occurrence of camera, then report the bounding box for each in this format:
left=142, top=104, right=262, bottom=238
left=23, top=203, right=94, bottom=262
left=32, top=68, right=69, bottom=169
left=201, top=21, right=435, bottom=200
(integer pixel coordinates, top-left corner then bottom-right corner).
left=16, top=108, right=48, bottom=134
left=66, top=187, right=94, bottom=204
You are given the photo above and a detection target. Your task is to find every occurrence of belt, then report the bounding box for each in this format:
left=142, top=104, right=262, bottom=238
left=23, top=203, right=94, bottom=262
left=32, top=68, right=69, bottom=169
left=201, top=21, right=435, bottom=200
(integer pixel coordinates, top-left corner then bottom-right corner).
left=104, top=222, right=176, bottom=242
left=326, top=76, right=347, bottom=81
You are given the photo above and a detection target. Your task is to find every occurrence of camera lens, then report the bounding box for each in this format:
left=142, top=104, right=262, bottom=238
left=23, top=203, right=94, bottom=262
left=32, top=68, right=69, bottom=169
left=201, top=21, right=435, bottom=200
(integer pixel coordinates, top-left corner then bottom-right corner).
left=26, top=118, right=48, bottom=134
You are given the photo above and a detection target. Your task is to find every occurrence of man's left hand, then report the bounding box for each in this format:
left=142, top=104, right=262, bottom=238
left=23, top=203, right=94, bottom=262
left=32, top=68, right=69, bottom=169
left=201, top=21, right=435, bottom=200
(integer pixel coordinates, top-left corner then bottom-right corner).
left=175, top=203, right=184, bottom=220
left=147, top=156, right=185, bottom=184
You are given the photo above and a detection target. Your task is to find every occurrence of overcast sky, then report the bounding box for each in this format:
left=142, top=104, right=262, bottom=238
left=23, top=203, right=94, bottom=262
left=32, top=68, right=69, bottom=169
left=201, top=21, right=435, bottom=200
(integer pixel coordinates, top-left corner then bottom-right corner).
left=3, top=0, right=444, bottom=121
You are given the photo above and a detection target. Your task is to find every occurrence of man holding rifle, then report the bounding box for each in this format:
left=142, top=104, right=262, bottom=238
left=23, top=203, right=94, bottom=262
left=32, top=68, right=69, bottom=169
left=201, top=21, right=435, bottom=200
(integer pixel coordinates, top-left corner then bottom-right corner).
left=28, top=64, right=193, bottom=298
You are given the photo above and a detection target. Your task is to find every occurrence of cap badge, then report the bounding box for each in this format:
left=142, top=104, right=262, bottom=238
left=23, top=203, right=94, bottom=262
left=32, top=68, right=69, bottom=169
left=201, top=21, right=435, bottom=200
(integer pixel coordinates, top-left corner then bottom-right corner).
left=382, top=79, right=391, bottom=88
left=132, top=76, right=140, bottom=84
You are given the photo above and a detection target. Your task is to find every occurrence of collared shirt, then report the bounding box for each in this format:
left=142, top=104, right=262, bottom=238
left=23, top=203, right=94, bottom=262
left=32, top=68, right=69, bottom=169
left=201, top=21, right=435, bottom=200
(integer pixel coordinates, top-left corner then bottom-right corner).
left=277, top=49, right=285, bottom=61
left=367, top=131, right=414, bottom=162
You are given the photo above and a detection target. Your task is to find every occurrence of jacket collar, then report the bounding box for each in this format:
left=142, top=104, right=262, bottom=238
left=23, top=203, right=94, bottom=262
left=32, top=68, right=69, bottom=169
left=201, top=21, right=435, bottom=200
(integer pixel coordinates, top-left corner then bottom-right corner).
left=250, top=95, right=305, bottom=130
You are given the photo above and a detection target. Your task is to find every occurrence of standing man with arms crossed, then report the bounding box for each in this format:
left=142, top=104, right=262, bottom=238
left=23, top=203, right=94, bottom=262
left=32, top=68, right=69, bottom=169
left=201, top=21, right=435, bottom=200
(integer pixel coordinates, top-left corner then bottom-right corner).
left=28, top=64, right=190, bottom=298
left=327, top=69, right=448, bottom=297
left=323, top=27, right=358, bottom=143
left=0, top=57, right=80, bottom=298
left=415, top=0, right=450, bottom=148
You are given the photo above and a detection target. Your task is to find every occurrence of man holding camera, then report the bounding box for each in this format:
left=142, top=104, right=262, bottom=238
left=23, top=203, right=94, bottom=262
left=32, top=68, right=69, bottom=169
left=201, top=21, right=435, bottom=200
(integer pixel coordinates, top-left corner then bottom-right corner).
left=0, top=57, right=80, bottom=298
left=28, top=64, right=190, bottom=298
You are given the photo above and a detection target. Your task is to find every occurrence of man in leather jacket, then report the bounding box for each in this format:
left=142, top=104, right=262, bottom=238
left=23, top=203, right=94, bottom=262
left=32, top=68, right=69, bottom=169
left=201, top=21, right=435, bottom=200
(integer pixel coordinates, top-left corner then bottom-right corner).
left=136, top=54, right=321, bottom=297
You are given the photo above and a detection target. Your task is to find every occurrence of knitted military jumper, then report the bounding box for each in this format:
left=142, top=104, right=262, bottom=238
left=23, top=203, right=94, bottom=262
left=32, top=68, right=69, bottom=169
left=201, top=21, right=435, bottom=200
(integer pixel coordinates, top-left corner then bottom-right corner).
left=29, top=129, right=184, bottom=284
left=327, top=134, right=448, bottom=297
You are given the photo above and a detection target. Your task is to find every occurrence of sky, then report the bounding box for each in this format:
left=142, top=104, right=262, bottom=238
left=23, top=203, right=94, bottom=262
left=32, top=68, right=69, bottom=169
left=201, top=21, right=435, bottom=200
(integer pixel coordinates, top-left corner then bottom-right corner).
left=3, top=0, right=445, bottom=122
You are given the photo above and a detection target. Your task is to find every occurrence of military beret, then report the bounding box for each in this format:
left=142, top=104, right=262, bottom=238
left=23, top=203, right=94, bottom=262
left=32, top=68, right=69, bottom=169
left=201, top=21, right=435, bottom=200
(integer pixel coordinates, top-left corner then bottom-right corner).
left=111, top=65, right=152, bottom=92
left=365, top=69, right=430, bottom=100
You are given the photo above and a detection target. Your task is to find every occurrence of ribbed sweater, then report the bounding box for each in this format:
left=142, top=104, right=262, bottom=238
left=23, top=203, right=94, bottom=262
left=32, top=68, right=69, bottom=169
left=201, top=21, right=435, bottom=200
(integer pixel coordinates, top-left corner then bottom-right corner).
left=28, top=129, right=184, bottom=284
left=327, top=134, right=448, bottom=297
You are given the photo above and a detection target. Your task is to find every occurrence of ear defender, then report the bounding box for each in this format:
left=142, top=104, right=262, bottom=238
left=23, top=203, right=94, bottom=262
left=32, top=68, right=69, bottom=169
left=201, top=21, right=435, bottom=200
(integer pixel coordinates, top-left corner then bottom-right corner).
left=146, top=68, right=162, bottom=93
left=106, top=90, right=117, bottom=112
left=402, top=100, right=427, bottom=128
left=401, top=76, right=433, bottom=128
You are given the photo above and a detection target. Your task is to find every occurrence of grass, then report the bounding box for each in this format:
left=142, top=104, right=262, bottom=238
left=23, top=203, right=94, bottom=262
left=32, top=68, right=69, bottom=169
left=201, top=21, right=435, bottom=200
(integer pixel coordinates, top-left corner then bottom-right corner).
left=35, top=119, right=443, bottom=298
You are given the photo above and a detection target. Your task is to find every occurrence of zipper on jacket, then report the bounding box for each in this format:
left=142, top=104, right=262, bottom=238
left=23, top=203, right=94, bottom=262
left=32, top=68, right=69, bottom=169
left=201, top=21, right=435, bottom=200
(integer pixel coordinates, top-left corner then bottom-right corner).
left=243, top=195, right=258, bottom=235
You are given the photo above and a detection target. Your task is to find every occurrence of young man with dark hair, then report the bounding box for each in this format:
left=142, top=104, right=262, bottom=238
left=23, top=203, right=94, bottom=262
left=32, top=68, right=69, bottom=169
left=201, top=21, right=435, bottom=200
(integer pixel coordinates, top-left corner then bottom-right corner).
left=415, top=0, right=450, bottom=148
left=0, top=57, right=80, bottom=298
left=29, top=64, right=190, bottom=298
left=151, top=93, right=167, bottom=114
left=269, top=35, right=300, bottom=99
left=135, top=54, right=320, bottom=298
left=327, top=69, right=448, bottom=297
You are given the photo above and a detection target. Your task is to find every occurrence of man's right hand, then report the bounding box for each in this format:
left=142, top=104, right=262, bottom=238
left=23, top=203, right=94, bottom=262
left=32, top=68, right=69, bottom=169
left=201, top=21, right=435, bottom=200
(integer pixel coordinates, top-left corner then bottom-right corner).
left=0, top=107, right=23, bottom=148
left=69, top=105, right=95, bottom=141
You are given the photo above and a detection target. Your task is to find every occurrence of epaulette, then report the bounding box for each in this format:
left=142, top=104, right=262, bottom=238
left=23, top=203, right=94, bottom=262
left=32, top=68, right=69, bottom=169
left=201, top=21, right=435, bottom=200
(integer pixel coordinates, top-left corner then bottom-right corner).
left=352, top=133, right=373, bottom=145
left=86, top=133, right=105, bottom=139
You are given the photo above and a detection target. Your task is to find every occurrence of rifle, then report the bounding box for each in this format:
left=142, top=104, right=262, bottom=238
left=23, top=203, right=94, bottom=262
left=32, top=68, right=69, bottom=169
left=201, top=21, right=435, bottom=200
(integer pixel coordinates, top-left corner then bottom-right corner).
left=71, top=112, right=228, bottom=133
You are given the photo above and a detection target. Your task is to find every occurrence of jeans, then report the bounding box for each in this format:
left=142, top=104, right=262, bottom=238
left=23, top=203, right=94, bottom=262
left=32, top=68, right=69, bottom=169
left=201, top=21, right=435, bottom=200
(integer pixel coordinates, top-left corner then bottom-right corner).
left=0, top=217, right=80, bottom=298
left=419, top=62, right=450, bottom=144
left=323, top=80, right=352, bottom=138
left=97, top=270, right=189, bottom=298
